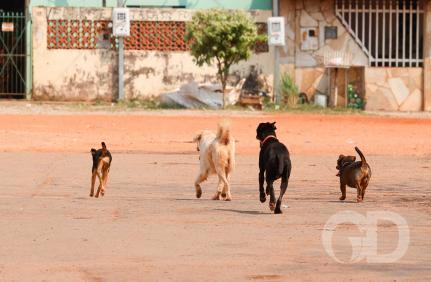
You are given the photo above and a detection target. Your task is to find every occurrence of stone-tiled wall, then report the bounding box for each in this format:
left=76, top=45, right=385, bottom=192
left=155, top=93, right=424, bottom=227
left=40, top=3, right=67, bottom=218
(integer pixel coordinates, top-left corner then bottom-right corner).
left=294, top=68, right=326, bottom=98
left=280, top=0, right=369, bottom=101
left=365, top=68, right=423, bottom=111
left=279, top=0, right=426, bottom=112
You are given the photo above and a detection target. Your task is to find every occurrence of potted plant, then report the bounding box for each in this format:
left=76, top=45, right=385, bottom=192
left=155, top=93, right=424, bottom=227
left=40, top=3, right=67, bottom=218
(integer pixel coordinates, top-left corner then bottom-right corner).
left=347, top=84, right=365, bottom=109
left=280, top=72, right=299, bottom=107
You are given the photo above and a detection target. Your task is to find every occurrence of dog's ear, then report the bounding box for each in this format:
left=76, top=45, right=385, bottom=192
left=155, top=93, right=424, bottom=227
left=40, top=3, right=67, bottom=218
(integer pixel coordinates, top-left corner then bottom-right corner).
left=91, top=148, right=96, bottom=155
left=352, top=156, right=357, bottom=162
left=271, top=122, right=277, bottom=130
left=338, top=154, right=345, bottom=159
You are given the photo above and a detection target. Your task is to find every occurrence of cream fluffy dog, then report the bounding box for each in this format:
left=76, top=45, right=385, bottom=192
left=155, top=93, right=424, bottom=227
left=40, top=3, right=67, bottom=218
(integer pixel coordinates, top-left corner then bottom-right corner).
left=193, top=122, right=235, bottom=201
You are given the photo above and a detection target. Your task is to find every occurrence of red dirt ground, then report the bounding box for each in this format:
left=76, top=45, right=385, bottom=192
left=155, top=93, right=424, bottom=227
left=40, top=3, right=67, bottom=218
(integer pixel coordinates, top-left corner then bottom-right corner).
left=0, top=110, right=430, bottom=156
left=0, top=107, right=430, bottom=281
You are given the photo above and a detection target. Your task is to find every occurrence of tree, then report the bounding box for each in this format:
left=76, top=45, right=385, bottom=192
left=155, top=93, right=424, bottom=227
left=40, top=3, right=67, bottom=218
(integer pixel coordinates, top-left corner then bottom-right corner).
left=185, top=9, right=262, bottom=108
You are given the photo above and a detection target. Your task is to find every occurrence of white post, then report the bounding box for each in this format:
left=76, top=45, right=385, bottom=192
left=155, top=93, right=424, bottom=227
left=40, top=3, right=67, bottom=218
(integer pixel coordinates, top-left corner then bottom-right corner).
left=117, top=0, right=125, bottom=101
left=272, top=0, right=280, bottom=106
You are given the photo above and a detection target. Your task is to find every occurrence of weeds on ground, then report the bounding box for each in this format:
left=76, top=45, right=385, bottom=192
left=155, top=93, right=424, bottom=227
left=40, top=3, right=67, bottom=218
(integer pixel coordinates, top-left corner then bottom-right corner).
left=26, top=97, right=363, bottom=115
left=261, top=97, right=363, bottom=115
left=62, top=98, right=184, bottom=111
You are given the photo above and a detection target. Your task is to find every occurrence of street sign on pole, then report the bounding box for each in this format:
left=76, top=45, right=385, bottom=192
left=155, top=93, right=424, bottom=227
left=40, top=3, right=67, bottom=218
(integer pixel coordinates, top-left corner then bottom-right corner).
left=115, top=1, right=128, bottom=101
left=267, top=17, right=285, bottom=46
left=272, top=0, right=282, bottom=107
left=113, top=8, right=130, bottom=37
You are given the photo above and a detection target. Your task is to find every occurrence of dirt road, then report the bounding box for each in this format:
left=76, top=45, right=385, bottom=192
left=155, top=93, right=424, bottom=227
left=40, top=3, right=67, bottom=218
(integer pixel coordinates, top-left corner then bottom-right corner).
left=0, top=108, right=430, bottom=281
left=0, top=110, right=430, bottom=156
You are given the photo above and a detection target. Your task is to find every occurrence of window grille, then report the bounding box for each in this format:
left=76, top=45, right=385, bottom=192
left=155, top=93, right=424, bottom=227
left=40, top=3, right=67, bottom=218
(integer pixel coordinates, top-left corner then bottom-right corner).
left=336, top=0, right=424, bottom=67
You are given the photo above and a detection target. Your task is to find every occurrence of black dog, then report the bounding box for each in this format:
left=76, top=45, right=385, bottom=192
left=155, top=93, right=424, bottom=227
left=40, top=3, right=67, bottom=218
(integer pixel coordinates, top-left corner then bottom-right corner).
left=256, top=122, right=292, bottom=214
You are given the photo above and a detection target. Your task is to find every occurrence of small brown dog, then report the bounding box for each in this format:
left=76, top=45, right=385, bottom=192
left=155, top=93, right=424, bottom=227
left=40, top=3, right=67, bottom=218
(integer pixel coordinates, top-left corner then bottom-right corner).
left=90, top=142, right=112, bottom=198
left=336, top=147, right=371, bottom=202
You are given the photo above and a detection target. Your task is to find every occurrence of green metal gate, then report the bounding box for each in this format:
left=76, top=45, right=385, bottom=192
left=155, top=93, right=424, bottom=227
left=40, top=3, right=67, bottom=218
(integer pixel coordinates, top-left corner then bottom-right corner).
left=0, top=12, right=27, bottom=97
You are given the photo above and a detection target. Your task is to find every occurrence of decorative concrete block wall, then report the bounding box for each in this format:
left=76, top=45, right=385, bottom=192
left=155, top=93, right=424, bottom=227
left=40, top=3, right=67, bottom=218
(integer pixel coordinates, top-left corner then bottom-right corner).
left=32, top=7, right=273, bottom=101
left=365, top=68, right=423, bottom=111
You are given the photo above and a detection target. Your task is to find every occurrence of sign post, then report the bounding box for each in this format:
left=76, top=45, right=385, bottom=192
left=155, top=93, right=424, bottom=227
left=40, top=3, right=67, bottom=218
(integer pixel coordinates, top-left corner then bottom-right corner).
left=269, top=0, right=285, bottom=106
left=113, top=1, right=130, bottom=101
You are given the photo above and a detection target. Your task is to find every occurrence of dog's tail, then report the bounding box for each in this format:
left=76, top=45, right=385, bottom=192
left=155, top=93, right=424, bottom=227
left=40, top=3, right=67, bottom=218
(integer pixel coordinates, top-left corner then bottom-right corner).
left=217, top=121, right=231, bottom=145
left=355, top=146, right=367, bottom=168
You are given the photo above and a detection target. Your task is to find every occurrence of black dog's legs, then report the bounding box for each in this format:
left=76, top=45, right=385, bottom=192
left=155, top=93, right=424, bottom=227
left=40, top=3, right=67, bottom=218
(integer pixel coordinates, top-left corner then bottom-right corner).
left=259, top=170, right=266, bottom=203
left=361, top=179, right=368, bottom=200
left=266, top=179, right=276, bottom=211
left=274, top=178, right=288, bottom=214
left=90, top=170, right=96, bottom=197
left=339, top=182, right=346, bottom=201
left=356, top=182, right=362, bottom=203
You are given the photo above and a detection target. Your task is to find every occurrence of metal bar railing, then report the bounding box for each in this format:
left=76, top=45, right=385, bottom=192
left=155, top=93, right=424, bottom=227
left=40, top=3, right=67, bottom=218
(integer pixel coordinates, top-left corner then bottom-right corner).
left=0, top=11, right=27, bottom=96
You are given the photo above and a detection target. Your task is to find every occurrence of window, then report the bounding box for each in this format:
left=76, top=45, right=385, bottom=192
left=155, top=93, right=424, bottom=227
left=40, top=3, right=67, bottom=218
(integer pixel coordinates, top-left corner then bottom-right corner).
left=336, top=0, right=424, bottom=67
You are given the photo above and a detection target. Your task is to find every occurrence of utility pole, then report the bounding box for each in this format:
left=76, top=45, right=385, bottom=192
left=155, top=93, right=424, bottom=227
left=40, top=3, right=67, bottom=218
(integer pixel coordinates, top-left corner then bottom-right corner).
left=272, top=0, right=280, bottom=106
left=117, top=0, right=125, bottom=101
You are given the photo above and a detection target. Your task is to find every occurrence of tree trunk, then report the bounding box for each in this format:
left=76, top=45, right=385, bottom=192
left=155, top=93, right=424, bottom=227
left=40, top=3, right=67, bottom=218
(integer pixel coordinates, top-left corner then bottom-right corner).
left=221, top=66, right=230, bottom=109
left=222, top=80, right=227, bottom=109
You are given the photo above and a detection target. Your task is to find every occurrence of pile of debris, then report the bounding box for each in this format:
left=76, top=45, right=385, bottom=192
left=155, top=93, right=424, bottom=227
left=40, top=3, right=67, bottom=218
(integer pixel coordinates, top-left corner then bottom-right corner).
left=238, top=70, right=272, bottom=110
left=161, top=81, right=244, bottom=109
left=161, top=70, right=271, bottom=109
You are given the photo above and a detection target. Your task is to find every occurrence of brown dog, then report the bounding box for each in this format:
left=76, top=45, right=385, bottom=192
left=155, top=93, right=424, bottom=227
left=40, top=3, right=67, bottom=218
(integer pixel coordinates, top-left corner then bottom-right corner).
left=90, top=142, right=112, bottom=198
left=336, top=147, right=371, bottom=202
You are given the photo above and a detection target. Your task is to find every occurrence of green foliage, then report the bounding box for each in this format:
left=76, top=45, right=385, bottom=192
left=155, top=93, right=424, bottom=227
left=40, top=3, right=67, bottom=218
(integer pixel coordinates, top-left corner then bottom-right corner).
left=262, top=102, right=363, bottom=114
left=185, top=9, right=263, bottom=107
left=347, top=84, right=365, bottom=109
left=280, top=72, right=299, bottom=107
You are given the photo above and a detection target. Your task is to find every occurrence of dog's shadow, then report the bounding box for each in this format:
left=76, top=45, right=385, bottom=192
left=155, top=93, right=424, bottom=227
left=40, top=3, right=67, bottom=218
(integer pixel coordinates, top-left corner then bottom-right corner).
left=328, top=200, right=358, bottom=204
left=214, top=208, right=269, bottom=215
left=175, top=198, right=215, bottom=201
